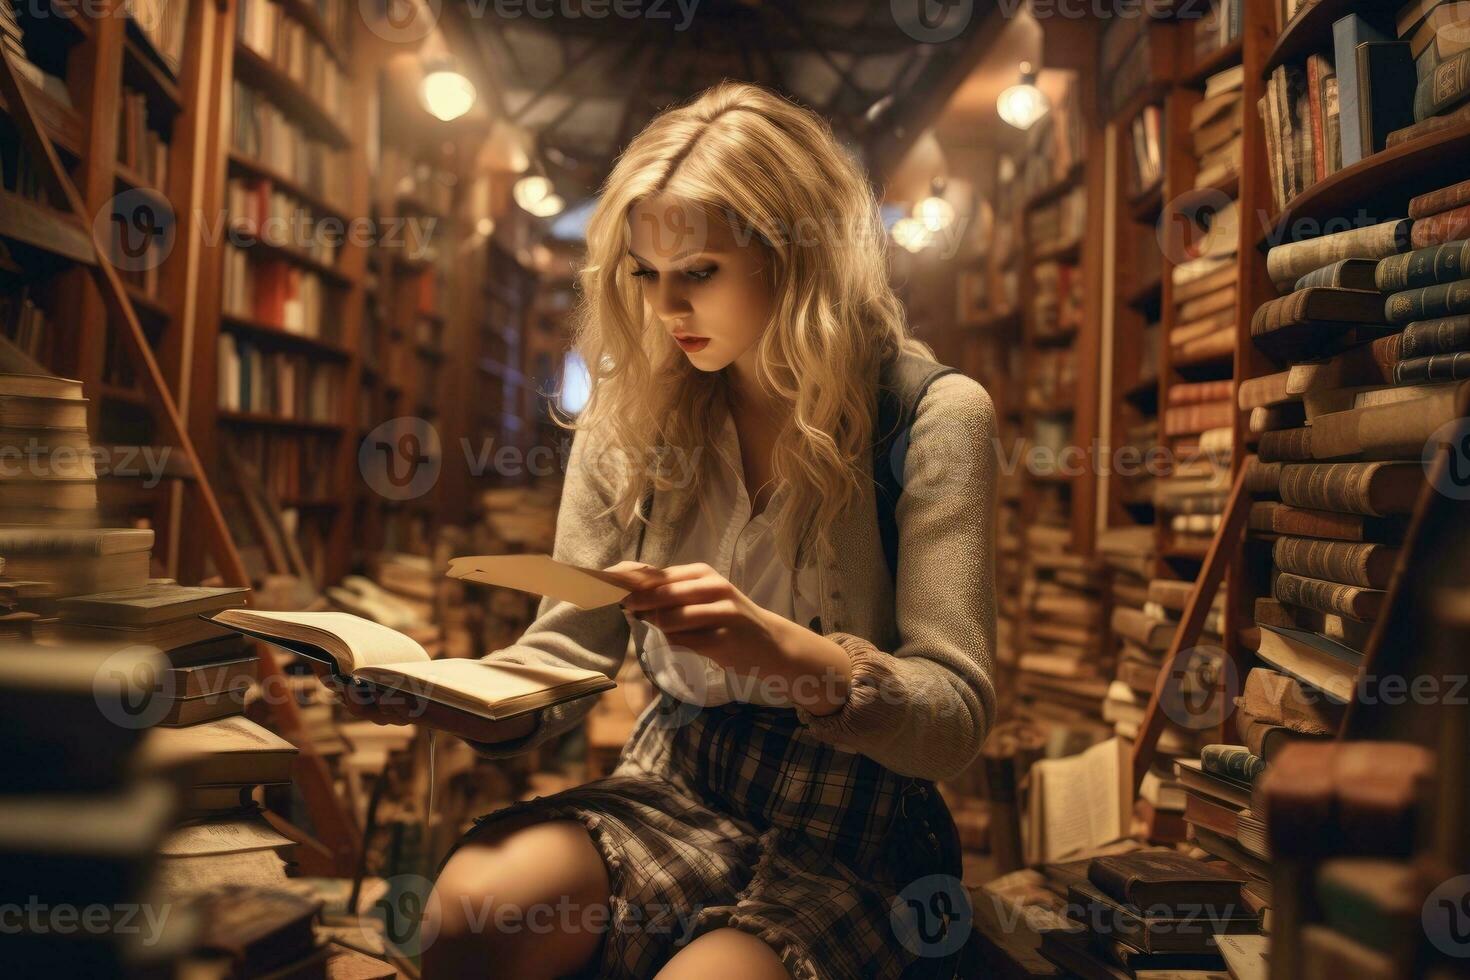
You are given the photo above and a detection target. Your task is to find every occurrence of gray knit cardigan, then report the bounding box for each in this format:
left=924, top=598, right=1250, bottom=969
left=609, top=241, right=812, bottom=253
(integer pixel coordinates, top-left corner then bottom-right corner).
left=466, top=370, right=999, bottom=782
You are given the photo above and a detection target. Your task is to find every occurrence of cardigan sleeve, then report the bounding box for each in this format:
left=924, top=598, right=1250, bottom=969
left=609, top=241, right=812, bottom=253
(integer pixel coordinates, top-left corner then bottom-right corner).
left=462, top=425, right=635, bottom=759
left=794, top=373, right=1000, bottom=781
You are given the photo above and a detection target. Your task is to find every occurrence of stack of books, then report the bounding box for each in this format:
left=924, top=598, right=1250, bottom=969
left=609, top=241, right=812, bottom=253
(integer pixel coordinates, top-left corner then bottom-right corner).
left=1169, top=199, right=1238, bottom=367
left=1015, top=536, right=1109, bottom=736
left=58, top=582, right=255, bottom=727
left=1393, top=0, right=1470, bottom=145
left=1246, top=209, right=1468, bottom=700
left=0, top=372, right=100, bottom=529
left=1, top=644, right=198, bottom=974
left=1042, top=850, right=1261, bottom=975
left=1257, top=740, right=1435, bottom=976
left=1191, top=66, right=1244, bottom=190
left=0, top=527, right=151, bottom=593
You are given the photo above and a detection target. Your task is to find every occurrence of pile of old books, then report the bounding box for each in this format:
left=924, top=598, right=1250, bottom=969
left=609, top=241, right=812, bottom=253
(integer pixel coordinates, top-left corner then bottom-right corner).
left=1191, top=65, right=1243, bottom=190
left=1041, top=850, right=1264, bottom=976
left=1014, top=525, right=1109, bottom=739
left=1257, top=739, right=1436, bottom=977
left=1245, top=198, right=1470, bottom=700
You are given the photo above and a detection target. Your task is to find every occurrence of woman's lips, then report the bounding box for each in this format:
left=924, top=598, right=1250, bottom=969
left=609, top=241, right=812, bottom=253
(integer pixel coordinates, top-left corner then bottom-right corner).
left=675, top=336, right=710, bottom=353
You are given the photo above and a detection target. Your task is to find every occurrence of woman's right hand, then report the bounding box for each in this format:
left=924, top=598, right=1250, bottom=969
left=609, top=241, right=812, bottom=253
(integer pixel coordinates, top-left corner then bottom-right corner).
left=306, top=659, right=537, bottom=747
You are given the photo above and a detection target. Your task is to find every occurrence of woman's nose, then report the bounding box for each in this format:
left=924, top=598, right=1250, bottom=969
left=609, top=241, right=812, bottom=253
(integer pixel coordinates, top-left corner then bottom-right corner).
left=649, top=278, right=692, bottom=323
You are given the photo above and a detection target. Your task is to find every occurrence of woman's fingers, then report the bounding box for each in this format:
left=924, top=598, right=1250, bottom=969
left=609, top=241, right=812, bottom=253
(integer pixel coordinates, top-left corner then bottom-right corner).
left=642, top=599, right=740, bottom=633
left=622, top=578, right=727, bottom=612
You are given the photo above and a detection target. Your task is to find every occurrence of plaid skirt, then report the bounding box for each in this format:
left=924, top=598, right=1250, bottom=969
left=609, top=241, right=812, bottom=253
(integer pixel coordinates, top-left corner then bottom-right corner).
left=442, top=693, right=970, bottom=979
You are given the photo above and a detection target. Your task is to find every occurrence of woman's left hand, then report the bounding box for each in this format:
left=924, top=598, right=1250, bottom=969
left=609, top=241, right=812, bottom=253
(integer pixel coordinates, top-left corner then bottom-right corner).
left=618, top=562, right=797, bottom=673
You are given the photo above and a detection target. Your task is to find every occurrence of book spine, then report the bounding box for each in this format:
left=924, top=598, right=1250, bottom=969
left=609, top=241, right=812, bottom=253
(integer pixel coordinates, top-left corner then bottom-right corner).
left=1295, top=260, right=1341, bottom=291
left=1274, top=570, right=1382, bottom=620
left=1259, top=426, right=1314, bottom=462
left=1273, top=537, right=1394, bottom=589
left=1394, top=351, right=1470, bottom=383
left=1415, top=48, right=1470, bottom=121
left=1385, top=278, right=1470, bottom=322
left=1245, top=455, right=1285, bottom=495
left=1401, top=314, right=1470, bottom=358
left=1375, top=240, right=1470, bottom=291
left=1410, top=204, right=1470, bottom=249
left=1266, top=220, right=1409, bottom=288
left=1271, top=505, right=1371, bottom=541
left=1279, top=463, right=1379, bottom=513
left=1201, top=744, right=1266, bottom=782
left=1409, top=177, right=1470, bottom=220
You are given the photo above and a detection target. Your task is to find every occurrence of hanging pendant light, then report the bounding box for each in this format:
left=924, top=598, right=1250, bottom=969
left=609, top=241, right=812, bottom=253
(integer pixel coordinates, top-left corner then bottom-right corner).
left=913, top=177, right=954, bottom=233
left=997, top=61, right=1049, bottom=131
left=420, top=59, right=476, bottom=122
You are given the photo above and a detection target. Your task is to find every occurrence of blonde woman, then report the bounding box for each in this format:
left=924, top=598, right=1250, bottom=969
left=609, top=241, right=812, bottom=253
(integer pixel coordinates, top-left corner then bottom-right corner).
left=338, top=81, right=998, bottom=979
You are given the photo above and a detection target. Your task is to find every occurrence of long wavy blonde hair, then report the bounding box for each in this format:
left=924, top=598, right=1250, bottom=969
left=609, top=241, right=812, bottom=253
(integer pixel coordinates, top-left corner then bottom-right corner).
left=551, top=80, right=935, bottom=570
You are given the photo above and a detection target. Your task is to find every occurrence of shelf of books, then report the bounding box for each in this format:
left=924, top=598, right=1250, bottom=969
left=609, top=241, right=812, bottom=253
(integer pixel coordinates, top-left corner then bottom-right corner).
left=0, top=0, right=204, bottom=574
left=1008, top=65, right=1112, bottom=743
left=194, top=0, right=364, bottom=585
left=1089, top=4, right=1251, bottom=845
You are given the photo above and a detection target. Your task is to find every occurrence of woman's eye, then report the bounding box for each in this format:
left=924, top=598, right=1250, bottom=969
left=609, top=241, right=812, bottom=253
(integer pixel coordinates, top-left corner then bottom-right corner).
left=686, top=267, right=716, bottom=282
left=631, top=268, right=655, bottom=280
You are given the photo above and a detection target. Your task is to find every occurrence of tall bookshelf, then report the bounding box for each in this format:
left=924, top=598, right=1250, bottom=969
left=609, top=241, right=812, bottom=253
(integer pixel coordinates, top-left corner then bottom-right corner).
left=0, top=0, right=213, bottom=576
left=187, top=0, right=367, bottom=586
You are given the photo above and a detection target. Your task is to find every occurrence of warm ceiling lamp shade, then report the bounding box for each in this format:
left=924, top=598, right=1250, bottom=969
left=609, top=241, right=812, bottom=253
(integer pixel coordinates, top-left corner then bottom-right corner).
left=421, top=67, right=476, bottom=122
left=513, top=175, right=552, bottom=210
left=996, top=61, right=1049, bottom=131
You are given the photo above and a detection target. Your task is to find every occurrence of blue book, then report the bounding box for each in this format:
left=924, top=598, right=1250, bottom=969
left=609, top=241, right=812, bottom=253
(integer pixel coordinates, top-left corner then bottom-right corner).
left=1334, top=13, right=1392, bottom=166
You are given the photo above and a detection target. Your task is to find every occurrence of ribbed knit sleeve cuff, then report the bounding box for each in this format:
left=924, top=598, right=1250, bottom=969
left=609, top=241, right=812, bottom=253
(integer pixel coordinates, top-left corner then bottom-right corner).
left=460, top=707, right=547, bottom=759
left=793, top=632, right=905, bottom=753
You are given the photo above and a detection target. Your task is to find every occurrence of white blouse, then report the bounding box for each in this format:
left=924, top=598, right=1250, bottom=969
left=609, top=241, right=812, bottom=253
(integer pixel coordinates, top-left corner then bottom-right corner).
left=633, top=402, right=824, bottom=708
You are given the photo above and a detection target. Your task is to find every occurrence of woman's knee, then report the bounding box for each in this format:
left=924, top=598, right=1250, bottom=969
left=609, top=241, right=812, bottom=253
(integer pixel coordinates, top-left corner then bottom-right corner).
left=424, top=816, right=612, bottom=978
left=655, top=927, right=792, bottom=979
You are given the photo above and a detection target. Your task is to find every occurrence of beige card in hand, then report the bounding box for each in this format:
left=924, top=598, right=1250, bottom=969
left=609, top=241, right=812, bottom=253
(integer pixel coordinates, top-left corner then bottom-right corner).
left=446, top=554, right=637, bottom=609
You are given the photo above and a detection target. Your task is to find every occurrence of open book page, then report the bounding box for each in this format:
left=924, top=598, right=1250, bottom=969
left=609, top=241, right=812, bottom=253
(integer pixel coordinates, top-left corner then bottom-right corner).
left=353, top=658, right=615, bottom=721
left=1027, top=737, right=1123, bottom=864
left=212, top=610, right=429, bottom=673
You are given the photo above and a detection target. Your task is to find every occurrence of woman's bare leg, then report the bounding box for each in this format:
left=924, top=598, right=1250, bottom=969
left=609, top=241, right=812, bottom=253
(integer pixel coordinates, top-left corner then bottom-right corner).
left=422, top=813, right=613, bottom=979
left=654, top=928, right=792, bottom=980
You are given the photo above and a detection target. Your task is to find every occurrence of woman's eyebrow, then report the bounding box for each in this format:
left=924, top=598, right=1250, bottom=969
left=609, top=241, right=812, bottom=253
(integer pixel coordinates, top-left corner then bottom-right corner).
left=627, top=249, right=716, bottom=265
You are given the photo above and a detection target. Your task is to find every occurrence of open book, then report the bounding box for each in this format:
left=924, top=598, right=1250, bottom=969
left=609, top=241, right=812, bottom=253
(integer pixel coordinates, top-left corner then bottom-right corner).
left=206, top=609, right=614, bottom=721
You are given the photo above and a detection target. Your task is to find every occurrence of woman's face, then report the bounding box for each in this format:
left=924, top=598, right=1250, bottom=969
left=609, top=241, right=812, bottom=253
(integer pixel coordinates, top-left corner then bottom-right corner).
left=626, top=194, right=775, bottom=374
